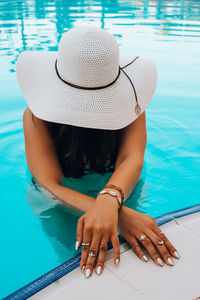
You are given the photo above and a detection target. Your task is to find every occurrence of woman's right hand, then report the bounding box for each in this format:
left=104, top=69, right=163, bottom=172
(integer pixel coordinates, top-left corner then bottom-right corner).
left=118, top=206, right=180, bottom=266
left=76, top=193, right=120, bottom=278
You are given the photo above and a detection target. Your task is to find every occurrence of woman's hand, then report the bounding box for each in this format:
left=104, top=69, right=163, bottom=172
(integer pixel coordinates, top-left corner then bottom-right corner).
left=118, top=206, right=180, bottom=266
left=76, top=194, right=120, bottom=278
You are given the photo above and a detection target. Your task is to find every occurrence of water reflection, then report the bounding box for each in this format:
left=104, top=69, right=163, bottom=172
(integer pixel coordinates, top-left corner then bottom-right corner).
left=0, top=0, right=200, bottom=71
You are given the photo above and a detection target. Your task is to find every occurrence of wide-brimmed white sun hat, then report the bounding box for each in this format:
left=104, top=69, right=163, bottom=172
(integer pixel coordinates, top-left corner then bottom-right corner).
left=16, top=26, right=157, bottom=130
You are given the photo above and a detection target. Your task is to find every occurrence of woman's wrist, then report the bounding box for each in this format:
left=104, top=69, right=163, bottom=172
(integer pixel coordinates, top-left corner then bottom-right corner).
left=97, top=187, right=122, bottom=210
left=118, top=205, right=129, bottom=221
left=96, top=193, right=120, bottom=210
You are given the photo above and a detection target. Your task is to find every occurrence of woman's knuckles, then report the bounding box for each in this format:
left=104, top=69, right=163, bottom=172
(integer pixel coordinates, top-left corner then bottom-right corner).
left=84, top=221, right=114, bottom=232
left=141, top=238, right=151, bottom=247
left=92, top=226, right=102, bottom=233
left=104, top=224, right=113, bottom=231
left=84, top=224, right=93, bottom=231
left=149, top=219, right=157, bottom=228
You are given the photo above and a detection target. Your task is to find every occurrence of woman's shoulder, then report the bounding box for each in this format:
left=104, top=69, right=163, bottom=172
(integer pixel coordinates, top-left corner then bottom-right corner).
left=23, top=107, right=51, bottom=131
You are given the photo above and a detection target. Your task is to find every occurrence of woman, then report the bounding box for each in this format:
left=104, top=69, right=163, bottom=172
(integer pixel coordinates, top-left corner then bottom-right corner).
left=17, top=26, right=180, bottom=279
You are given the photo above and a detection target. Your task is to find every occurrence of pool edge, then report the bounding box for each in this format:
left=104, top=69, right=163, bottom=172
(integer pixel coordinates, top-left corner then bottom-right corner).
left=3, top=203, right=200, bottom=300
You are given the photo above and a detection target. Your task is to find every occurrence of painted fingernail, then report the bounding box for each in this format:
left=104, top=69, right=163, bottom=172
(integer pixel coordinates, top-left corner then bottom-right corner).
left=143, top=255, right=148, bottom=262
left=85, top=268, right=91, bottom=278
left=97, top=266, right=102, bottom=275
left=168, top=257, right=174, bottom=266
left=174, top=251, right=180, bottom=259
left=75, top=240, right=79, bottom=250
left=81, top=265, right=85, bottom=272
left=157, top=258, right=164, bottom=266
left=115, top=258, right=120, bottom=265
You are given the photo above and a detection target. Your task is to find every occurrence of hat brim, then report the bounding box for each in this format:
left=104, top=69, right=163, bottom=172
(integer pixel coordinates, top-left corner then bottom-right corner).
left=16, top=51, right=157, bottom=130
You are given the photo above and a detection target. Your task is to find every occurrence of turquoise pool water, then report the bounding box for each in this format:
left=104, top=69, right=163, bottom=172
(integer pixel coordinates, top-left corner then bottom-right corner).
left=1, top=0, right=200, bottom=298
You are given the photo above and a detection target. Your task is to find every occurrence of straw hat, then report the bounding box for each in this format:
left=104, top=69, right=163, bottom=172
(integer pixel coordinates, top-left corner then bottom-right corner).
left=16, top=26, right=157, bottom=130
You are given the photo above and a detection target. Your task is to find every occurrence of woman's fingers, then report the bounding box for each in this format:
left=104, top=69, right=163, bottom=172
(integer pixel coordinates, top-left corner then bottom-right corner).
left=110, top=231, right=120, bottom=265
left=84, top=229, right=102, bottom=278
left=80, top=224, right=92, bottom=272
left=153, top=228, right=180, bottom=259
left=146, top=230, right=174, bottom=266
left=137, top=234, right=164, bottom=267
left=79, top=224, right=120, bottom=277
left=129, top=237, right=149, bottom=262
left=95, top=234, right=109, bottom=275
left=76, top=216, right=84, bottom=250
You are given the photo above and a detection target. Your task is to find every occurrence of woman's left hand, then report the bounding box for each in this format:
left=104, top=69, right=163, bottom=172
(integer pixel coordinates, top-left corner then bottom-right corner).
left=118, top=206, right=180, bottom=266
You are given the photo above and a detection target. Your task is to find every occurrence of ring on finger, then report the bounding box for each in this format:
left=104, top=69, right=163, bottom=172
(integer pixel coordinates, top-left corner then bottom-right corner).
left=140, top=234, right=147, bottom=241
left=158, top=231, right=165, bottom=236
left=100, top=242, right=108, bottom=246
left=82, top=242, right=90, bottom=246
left=132, top=243, right=140, bottom=251
left=88, top=249, right=98, bottom=258
left=99, top=242, right=108, bottom=252
left=156, top=240, right=164, bottom=245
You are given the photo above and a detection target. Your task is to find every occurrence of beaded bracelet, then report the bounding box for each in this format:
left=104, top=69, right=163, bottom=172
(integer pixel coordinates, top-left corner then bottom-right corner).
left=104, top=183, right=125, bottom=204
left=98, top=189, right=122, bottom=210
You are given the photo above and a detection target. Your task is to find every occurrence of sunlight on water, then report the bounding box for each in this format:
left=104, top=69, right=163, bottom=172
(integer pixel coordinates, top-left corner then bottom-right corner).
left=0, top=0, right=200, bottom=297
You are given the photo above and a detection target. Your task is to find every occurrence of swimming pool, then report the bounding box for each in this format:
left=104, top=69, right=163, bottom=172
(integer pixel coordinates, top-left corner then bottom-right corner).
left=0, top=0, right=200, bottom=298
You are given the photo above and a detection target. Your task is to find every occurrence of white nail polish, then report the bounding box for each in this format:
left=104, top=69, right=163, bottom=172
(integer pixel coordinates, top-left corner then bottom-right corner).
left=81, top=265, right=85, bottom=272
left=97, top=266, right=101, bottom=275
left=157, top=258, right=164, bottom=266
left=75, top=240, right=79, bottom=250
left=168, top=257, right=174, bottom=266
left=174, top=251, right=180, bottom=259
left=115, top=258, right=120, bottom=265
left=143, top=255, right=148, bottom=262
left=85, top=268, right=90, bottom=278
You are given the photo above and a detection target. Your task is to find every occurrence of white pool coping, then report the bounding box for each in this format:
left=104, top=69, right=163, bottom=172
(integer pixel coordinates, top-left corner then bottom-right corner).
left=29, top=211, right=200, bottom=300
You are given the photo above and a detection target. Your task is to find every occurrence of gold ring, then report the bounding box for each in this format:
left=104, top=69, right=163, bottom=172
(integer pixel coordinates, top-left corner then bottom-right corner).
left=158, top=231, right=164, bottom=236
left=132, top=243, right=140, bottom=251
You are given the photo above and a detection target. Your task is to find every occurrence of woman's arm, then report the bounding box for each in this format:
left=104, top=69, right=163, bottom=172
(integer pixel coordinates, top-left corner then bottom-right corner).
left=23, top=107, right=121, bottom=277
left=23, top=105, right=146, bottom=216
left=23, top=107, right=95, bottom=216
left=105, top=110, right=147, bottom=202
left=75, top=111, right=148, bottom=276
left=109, top=111, right=180, bottom=267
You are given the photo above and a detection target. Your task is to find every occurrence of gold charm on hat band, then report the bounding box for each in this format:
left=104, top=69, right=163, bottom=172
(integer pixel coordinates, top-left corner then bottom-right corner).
left=135, top=104, right=141, bottom=116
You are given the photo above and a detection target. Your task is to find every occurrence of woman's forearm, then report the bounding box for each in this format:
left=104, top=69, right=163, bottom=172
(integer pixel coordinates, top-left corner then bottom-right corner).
left=54, top=184, right=95, bottom=214
left=33, top=155, right=142, bottom=218
left=34, top=177, right=95, bottom=216
left=106, top=156, right=143, bottom=202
